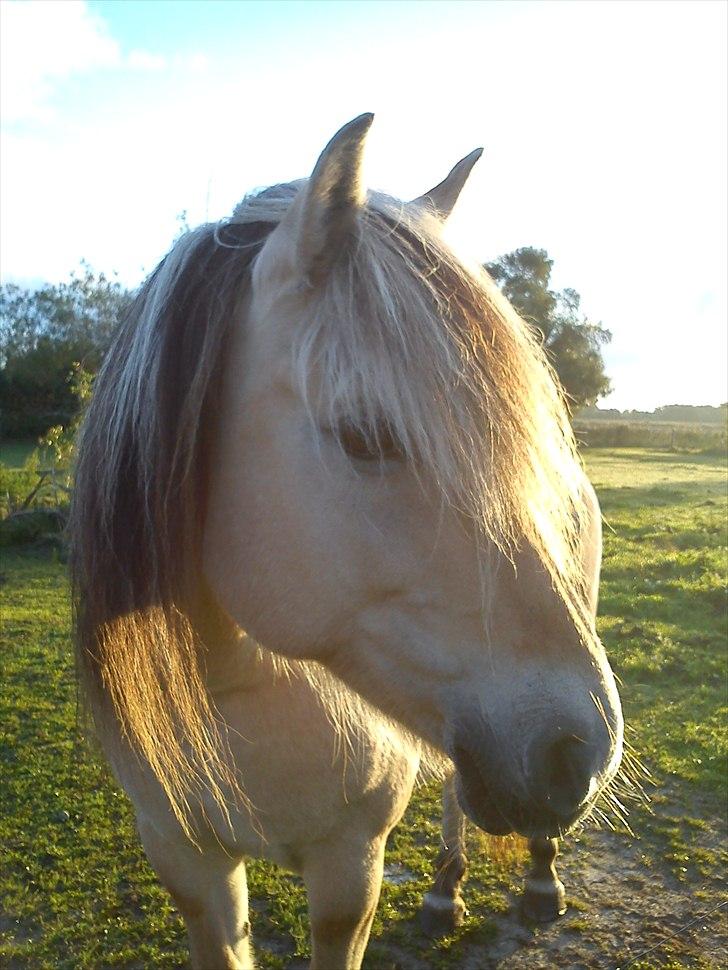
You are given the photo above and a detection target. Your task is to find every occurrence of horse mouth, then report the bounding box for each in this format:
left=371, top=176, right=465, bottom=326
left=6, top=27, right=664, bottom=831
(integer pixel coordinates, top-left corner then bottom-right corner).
left=452, top=742, right=586, bottom=840
left=452, top=743, right=516, bottom=836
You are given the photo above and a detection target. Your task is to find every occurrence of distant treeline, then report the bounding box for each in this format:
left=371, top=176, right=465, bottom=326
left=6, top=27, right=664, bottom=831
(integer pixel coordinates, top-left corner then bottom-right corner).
left=0, top=267, right=130, bottom=438
left=573, top=418, right=727, bottom=454
left=579, top=404, right=728, bottom=425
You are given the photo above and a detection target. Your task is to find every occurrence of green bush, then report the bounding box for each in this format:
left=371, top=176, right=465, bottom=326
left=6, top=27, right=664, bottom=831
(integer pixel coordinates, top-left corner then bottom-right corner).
left=0, top=506, right=67, bottom=547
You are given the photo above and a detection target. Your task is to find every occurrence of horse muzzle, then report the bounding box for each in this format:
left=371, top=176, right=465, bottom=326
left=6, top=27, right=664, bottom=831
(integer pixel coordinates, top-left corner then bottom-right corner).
left=451, top=713, right=619, bottom=839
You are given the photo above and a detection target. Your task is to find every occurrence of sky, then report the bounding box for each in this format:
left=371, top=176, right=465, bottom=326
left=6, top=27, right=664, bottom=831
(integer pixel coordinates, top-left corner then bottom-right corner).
left=1, top=0, right=726, bottom=410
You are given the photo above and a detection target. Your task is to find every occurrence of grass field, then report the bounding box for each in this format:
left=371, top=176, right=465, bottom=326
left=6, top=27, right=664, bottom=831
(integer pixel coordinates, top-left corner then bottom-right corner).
left=1, top=448, right=726, bottom=969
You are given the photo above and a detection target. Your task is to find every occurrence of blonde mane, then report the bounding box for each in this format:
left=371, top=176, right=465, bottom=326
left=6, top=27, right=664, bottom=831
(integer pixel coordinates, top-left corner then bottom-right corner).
left=71, top=183, right=591, bottom=832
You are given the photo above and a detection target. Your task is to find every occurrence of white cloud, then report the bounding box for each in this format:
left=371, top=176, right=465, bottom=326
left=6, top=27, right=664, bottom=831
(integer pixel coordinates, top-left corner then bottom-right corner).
left=0, top=0, right=170, bottom=123
left=1, top=0, right=120, bottom=122
left=176, top=52, right=208, bottom=73
left=127, top=49, right=167, bottom=72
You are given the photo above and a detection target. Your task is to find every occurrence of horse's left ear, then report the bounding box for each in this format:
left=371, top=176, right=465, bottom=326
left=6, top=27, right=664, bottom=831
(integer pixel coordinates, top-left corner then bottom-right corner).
left=412, top=148, right=484, bottom=219
left=284, top=113, right=374, bottom=285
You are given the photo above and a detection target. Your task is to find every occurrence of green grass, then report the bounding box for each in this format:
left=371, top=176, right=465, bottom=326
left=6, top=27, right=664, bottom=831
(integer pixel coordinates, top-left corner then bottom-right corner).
left=588, top=449, right=727, bottom=794
left=1, top=448, right=726, bottom=968
left=0, top=551, right=188, bottom=969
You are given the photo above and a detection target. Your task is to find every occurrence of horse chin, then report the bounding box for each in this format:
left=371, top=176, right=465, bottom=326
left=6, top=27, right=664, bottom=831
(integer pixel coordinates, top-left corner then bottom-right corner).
left=452, top=748, right=515, bottom=836
left=454, top=771, right=570, bottom=839
left=456, top=782, right=515, bottom=836
left=452, top=743, right=586, bottom=840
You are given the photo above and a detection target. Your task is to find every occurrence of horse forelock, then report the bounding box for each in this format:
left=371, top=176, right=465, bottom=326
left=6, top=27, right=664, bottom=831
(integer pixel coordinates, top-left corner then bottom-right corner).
left=230, top=181, right=590, bottom=636
left=283, top=190, right=592, bottom=638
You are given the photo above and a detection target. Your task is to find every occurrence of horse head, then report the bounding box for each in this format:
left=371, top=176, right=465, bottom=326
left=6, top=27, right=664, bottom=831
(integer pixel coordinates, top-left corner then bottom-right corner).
left=200, top=115, right=623, bottom=838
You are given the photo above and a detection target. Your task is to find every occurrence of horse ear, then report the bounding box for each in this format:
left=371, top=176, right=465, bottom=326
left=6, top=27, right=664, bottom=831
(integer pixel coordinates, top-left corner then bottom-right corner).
left=412, top=148, right=484, bottom=219
left=286, top=113, right=374, bottom=285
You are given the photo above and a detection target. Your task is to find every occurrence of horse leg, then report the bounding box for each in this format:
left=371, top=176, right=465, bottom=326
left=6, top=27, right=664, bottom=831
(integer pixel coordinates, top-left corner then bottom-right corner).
left=521, top=835, right=566, bottom=922
left=302, top=832, right=387, bottom=970
left=137, top=817, right=254, bottom=970
left=420, top=774, right=468, bottom=936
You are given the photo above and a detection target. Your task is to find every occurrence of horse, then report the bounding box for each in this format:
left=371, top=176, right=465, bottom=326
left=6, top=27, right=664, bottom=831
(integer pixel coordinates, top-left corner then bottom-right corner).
left=69, top=113, right=623, bottom=969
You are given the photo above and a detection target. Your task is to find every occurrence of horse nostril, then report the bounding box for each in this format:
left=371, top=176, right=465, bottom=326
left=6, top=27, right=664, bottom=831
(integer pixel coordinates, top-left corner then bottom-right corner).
left=538, top=734, right=594, bottom=818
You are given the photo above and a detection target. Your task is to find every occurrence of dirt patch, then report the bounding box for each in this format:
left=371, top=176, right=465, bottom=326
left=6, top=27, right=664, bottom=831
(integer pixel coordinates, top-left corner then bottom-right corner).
left=478, top=825, right=726, bottom=969
left=373, top=791, right=727, bottom=970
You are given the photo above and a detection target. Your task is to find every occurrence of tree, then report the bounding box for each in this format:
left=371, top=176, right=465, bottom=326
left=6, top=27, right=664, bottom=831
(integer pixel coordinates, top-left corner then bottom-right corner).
left=0, top=264, right=130, bottom=437
left=485, top=247, right=611, bottom=409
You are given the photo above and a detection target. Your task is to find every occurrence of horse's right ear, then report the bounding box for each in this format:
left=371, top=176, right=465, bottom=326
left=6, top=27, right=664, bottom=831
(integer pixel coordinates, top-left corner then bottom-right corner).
left=282, top=113, right=374, bottom=286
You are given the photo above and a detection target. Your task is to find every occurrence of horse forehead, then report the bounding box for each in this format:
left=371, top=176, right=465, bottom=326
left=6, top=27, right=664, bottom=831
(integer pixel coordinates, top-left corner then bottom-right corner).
left=248, top=234, right=308, bottom=337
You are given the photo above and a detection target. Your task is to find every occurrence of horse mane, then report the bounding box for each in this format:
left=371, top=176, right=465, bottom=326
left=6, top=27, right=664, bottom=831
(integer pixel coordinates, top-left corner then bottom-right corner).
left=71, top=183, right=590, bottom=832
left=70, top=217, right=275, bottom=832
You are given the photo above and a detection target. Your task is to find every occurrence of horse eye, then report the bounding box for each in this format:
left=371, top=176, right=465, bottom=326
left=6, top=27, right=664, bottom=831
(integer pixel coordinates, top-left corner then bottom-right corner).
left=336, top=423, right=404, bottom=462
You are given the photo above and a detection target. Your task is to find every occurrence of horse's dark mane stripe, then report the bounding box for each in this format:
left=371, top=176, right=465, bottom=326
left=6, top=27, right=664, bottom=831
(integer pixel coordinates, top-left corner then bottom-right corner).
left=72, top=220, right=274, bottom=625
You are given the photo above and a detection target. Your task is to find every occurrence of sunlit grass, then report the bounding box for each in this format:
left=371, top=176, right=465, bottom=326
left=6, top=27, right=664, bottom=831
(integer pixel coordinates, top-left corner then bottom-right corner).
left=1, top=448, right=726, bottom=967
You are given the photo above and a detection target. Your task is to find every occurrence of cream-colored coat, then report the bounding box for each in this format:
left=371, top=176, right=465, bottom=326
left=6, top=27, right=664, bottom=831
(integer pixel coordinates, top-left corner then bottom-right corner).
left=108, top=606, right=421, bottom=969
